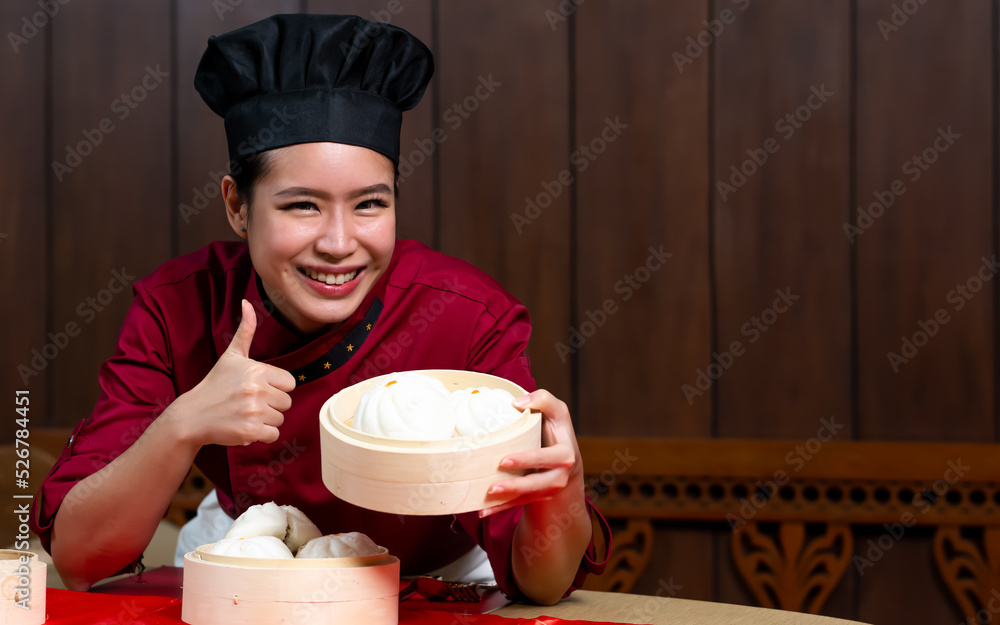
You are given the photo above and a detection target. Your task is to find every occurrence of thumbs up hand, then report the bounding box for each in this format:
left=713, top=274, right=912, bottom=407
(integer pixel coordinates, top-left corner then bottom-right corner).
left=165, top=300, right=297, bottom=448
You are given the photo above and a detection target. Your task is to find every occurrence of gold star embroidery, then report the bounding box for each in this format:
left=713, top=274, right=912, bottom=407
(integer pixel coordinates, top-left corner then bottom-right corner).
left=298, top=374, right=306, bottom=382
left=323, top=362, right=331, bottom=369
left=346, top=344, right=354, bottom=352
left=366, top=323, right=372, bottom=331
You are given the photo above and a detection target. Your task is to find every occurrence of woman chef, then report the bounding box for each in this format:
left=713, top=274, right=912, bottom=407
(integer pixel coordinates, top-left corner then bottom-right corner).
left=30, top=14, right=608, bottom=603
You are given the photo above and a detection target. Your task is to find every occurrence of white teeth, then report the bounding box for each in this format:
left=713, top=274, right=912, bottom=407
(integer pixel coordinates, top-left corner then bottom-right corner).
left=303, top=268, right=358, bottom=285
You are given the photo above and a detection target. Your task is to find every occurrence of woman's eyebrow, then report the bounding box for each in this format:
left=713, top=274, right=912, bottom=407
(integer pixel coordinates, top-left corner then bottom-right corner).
left=272, top=184, right=392, bottom=200
left=273, top=186, right=331, bottom=200
left=348, top=183, right=393, bottom=198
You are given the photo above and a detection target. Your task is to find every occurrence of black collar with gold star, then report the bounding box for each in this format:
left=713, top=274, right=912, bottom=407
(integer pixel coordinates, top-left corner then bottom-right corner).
left=290, top=298, right=383, bottom=386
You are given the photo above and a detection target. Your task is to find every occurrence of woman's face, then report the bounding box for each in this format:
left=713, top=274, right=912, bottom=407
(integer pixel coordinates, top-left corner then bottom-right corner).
left=239, top=142, right=396, bottom=334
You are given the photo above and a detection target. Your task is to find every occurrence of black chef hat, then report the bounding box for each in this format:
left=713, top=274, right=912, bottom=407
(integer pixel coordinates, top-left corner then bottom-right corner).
left=194, top=13, right=433, bottom=164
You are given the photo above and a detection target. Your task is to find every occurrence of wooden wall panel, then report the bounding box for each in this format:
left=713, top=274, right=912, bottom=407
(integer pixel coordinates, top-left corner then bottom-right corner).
left=575, top=0, right=714, bottom=605
left=1, top=1, right=48, bottom=437
left=306, top=0, right=435, bottom=246
left=575, top=0, right=711, bottom=437
left=50, top=1, right=173, bottom=426
left=856, top=0, right=993, bottom=442
left=854, top=528, right=955, bottom=625
left=635, top=524, right=714, bottom=603
left=855, top=3, right=992, bottom=623
left=714, top=0, right=851, bottom=439
left=176, top=1, right=300, bottom=256
left=437, top=0, right=572, bottom=404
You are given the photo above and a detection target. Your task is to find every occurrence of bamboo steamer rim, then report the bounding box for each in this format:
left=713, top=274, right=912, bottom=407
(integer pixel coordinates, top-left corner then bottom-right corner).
left=322, top=369, right=541, bottom=451
left=0, top=551, right=38, bottom=565
left=194, top=543, right=392, bottom=568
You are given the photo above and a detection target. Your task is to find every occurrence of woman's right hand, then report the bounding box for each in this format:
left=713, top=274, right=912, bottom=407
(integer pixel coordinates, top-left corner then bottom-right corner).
left=166, top=299, right=296, bottom=448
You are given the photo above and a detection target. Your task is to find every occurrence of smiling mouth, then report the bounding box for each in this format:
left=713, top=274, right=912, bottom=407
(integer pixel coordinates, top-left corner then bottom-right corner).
left=299, top=267, right=359, bottom=286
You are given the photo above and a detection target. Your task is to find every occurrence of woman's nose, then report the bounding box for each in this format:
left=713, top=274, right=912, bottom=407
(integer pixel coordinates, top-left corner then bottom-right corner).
left=315, top=210, right=357, bottom=258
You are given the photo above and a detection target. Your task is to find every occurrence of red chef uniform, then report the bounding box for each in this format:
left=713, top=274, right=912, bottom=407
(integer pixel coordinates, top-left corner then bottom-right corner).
left=31, top=238, right=609, bottom=599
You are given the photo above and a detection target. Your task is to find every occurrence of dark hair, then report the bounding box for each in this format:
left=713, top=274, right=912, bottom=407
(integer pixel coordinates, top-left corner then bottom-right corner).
left=231, top=150, right=400, bottom=228
left=231, top=151, right=275, bottom=213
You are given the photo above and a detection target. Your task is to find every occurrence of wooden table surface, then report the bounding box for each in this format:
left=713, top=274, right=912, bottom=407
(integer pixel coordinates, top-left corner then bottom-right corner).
left=495, top=590, right=870, bottom=625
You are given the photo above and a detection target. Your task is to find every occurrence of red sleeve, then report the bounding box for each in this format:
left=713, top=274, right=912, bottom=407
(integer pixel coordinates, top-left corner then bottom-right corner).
left=456, top=497, right=612, bottom=601
left=458, top=293, right=613, bottom=600
left=30, top=283, right=177, bottom=562
left=465, top=293, right=536, bottom=393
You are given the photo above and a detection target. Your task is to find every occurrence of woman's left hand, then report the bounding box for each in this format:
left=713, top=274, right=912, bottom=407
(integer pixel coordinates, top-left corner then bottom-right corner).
left=480, top=389, right=584, bottom=517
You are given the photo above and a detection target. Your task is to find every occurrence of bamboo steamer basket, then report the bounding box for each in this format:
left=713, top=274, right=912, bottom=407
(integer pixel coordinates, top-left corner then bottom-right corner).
left=182, top=545, right=400, bottom=624
left=320, top=369, right=542, bottom=516
left=0, top=550, right=45, bottom=625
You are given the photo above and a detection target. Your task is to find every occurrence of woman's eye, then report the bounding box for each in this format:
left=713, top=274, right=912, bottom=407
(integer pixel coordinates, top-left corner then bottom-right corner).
left=284, top=201, right=316, bottom=211
left=357, top=199, right=389, bottom=211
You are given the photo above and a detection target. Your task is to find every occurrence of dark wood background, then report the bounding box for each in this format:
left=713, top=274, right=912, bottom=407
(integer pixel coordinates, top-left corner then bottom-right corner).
left=1, top=0, right=994, bottom=622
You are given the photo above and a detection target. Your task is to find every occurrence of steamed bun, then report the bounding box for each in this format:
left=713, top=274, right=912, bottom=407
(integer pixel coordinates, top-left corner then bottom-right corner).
left=209, top=536, right=294, bottom=559
left=296, top=532, right=382, bottom=559
left=281, top=505, right=323, bottom=554
left=449, top=387, right=521, bottom=438
left=224, top=502, right=287, bottom=541
left=352, top=372, right=525, bottom=440
left=353, top=372, right=453, bottom=440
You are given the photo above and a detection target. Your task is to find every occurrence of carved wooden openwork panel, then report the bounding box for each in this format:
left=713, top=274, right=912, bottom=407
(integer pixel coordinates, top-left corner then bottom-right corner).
left=586, top=471, right=997, bottom=526
left=934, top=526, right=1000, bottom=623
left=577, top=437, right=1000, bottom=613
left=731, top=522, right=852, bottom=614
left=583, top=519, right=653, bottom=593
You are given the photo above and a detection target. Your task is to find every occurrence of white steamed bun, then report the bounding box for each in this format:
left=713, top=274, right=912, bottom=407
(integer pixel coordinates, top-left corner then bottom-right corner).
left=281, top=505, right=323, bottom=554
left=224, top=502, right=287, bottom=540
left=353, top=372, right=454, bottom=440
left=450, top=387, right=522, bottom=438
left=209, top=535, right=294, bottom=559
left=296, top=532, right=382, bottom=559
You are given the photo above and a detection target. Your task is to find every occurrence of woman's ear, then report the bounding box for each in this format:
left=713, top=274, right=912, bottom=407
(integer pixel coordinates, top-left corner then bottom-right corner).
left=222, top=175, right=248, bottom=239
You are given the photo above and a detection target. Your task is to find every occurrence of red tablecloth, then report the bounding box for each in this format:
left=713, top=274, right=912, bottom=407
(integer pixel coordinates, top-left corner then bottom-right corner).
left=41, top=588, right=629, bottom=625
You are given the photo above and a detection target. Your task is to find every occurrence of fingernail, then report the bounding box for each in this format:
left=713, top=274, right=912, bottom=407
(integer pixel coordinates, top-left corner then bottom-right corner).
left=499, top=458, right=513, bottom=468
left=513, top=395, right=530, bottom=408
